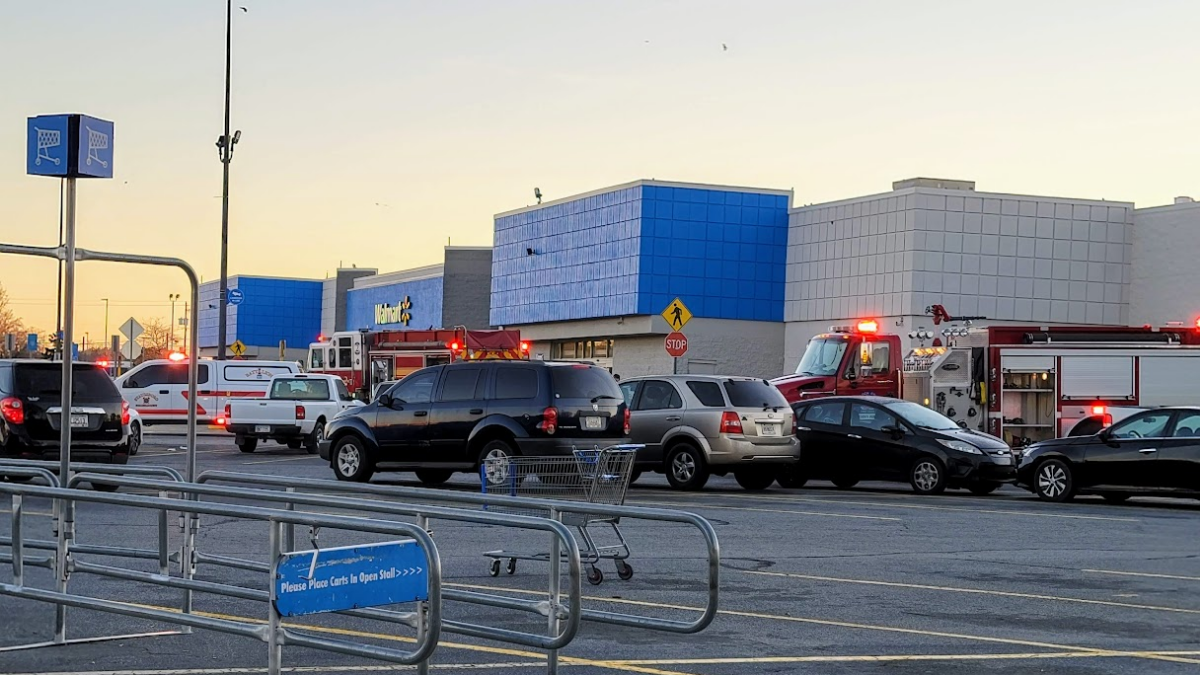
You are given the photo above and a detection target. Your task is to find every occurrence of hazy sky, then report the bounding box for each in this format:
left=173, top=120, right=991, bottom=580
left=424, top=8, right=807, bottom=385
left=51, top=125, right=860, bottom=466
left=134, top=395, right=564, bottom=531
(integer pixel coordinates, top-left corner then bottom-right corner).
left=1, top=0, right=1197, bottom=344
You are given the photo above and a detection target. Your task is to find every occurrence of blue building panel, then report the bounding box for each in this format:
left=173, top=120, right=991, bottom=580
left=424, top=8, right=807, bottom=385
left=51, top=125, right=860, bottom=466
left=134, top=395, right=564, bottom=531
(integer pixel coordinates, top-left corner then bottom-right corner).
left=346, top=277, right=444, bottom=331
left=490, top=182, right=790, bottom=326
left=198, top=277, right=322, bottom=350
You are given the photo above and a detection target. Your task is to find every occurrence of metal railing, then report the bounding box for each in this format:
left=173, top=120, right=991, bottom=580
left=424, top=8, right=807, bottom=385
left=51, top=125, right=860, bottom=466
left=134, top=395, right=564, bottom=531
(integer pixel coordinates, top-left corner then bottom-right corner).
left=0, top=482, right=442, bottom=674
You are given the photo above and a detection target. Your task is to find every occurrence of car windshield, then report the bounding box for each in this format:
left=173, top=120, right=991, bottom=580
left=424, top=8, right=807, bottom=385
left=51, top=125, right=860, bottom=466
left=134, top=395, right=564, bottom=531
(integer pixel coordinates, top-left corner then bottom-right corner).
left=795, top=337, right=849, bottom=377
left=881, top=400, right=959, bottom=430
left=550, top=365, right=621, bottom=401
left=724, top=379, right=789, bottom=409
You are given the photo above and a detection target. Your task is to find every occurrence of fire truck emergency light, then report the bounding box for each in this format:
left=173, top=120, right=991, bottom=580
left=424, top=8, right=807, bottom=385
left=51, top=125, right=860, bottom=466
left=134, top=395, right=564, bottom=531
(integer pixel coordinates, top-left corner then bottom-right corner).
left=856, top=320, right=879, bottom=333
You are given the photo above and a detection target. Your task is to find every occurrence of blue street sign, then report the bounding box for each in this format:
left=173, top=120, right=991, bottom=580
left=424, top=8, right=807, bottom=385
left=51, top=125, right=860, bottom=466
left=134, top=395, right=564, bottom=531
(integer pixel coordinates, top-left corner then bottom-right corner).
left=26, top=333, right=37, bottom=353
left=274, top=540, right=428, bottom=617
left=227, top=288, right=245, bottom=306
left=71, top=343, right=79, bottom=360
left=26, top=114, right=114, bottom=179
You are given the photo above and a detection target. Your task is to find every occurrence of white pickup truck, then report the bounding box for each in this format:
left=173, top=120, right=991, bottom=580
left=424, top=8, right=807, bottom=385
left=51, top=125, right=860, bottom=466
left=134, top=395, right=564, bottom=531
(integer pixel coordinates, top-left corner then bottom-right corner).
left=224, top=374, right=363, bottom=453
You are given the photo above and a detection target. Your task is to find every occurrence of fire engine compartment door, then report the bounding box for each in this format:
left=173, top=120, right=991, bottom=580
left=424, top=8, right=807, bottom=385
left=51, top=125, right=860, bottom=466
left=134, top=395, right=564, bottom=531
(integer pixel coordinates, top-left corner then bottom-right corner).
left=1060, top=356, right=1134, bottom=400
left=1139, top=356, right=1200, bottom=406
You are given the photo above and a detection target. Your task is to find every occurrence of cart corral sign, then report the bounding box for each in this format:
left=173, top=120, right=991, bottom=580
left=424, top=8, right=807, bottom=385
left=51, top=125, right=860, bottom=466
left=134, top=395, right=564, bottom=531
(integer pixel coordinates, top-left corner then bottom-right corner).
left=274, top=540, right=428, bottom=617
left=27, top=114, right=114, bottom=179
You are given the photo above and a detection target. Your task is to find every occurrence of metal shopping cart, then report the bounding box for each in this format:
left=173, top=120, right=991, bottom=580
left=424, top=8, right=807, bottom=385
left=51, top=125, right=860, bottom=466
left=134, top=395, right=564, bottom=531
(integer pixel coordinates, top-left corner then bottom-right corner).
left=33, top=127, right=61, bottom=166
left=85, top=126, right=109, bottom=168
left=481, top=444, right=641, bottom=585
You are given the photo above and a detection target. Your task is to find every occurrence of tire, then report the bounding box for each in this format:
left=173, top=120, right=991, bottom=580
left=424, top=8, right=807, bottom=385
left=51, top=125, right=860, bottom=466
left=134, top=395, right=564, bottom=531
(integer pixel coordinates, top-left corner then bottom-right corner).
left=776, top=466, right=808, bottom=489
left=665, top=442, right=709, bottom=491
left=286, top=439, right=302, bottom=450
left=237, top=438, right=258, bottom=454
left=1101, top=492, right=1131, bottom=504
left=831, top=476, right=859, bottom=490
left=110, top=452, right=129, bottom=466
left=128, top=422, right=141, bottom=456
left=415, top=469, right=453, bottom=486
left=332, top=435, right=374, bottom=482
left=478, top=439, right=519, bottom=488
left=305, top=420, right=325, bottom=455
left=910, top=457, right=947, bottom=495
left=1034, top=459, right=1075, bottom=502
left=734, top=468, right=774, bottom=491
left=92, top=481, right=120, bottom=492
left=968, top=482, right=1001, bottom=496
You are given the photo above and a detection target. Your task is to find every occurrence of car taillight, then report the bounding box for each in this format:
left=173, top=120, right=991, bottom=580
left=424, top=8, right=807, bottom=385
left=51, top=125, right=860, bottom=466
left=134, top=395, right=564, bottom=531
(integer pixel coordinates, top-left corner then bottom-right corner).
left=1, top=397, right=25, bottom=425
left=719, top=411, right=743, bottom=435
left=216, top=403, right=231, bottom=426
left=623, top=408, right=631, bottom=435
left=295, top=405, right=306, bottom=421
left=539, top=407, right=558, bottom=435
left=121, top=401, right=131, bottom=426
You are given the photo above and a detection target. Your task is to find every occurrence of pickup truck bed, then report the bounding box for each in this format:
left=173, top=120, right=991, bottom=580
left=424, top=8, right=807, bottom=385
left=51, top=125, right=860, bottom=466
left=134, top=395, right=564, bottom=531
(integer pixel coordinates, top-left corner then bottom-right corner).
left=225, top=374, right=362, bottom=453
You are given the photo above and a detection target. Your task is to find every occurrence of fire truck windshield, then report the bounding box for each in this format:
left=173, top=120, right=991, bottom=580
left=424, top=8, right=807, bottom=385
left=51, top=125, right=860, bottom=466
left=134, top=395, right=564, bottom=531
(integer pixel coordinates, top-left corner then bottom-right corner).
left=795, top=337, right=850, bottom=377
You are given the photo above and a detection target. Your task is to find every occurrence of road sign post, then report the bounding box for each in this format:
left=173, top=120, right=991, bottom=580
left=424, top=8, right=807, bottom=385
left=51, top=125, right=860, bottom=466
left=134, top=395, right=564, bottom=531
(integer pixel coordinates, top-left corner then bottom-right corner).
left=662, top=299, right=693, bottom=374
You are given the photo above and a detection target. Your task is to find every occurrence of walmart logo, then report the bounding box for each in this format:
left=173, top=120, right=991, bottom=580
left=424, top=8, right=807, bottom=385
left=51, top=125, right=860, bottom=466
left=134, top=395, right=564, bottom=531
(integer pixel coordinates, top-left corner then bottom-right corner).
left=374, top=296, right=413, bottom=326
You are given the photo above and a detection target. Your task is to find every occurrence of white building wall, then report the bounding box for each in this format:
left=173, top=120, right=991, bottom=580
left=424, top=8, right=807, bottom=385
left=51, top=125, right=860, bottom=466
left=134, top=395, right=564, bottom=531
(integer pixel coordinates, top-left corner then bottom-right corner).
left=1130, top=200, right=1200, bottom=326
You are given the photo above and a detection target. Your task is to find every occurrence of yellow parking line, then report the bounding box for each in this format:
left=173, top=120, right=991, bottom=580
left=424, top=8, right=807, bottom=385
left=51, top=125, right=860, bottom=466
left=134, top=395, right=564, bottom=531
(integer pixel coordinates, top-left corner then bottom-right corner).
left=746, top=570, right=1200, bottom=615
left=1084, top=569, right=1200, bottom=583
left=629, top=499, right=901, bottom=522
left=610, top=651, right=1180, bottom=665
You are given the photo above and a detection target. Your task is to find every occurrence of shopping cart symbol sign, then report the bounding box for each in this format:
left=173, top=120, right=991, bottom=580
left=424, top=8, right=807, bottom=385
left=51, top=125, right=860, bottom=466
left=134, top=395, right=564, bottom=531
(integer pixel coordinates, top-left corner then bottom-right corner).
left=26, top=114, right=114, bottom=179
left=85, top=126, right=109, bottom=169
left=26, top=115, right=70, bottom=176
left=274, top=540, right=429, bottom=617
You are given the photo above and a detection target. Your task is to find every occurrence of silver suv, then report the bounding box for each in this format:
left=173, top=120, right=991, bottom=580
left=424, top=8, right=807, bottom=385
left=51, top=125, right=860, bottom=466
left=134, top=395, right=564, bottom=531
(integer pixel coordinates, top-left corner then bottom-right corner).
left=619, top=375, right=799, bottom=491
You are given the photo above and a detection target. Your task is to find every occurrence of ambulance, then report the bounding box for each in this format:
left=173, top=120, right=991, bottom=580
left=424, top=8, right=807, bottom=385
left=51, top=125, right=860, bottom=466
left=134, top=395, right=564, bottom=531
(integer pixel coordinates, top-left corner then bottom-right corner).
left=116, top=358, right=300, bottom=424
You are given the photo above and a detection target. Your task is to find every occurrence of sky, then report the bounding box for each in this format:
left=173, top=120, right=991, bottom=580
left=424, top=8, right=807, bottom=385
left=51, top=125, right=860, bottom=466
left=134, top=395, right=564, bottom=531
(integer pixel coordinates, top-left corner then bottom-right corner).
left=1, top=0, right=1198, bottom=345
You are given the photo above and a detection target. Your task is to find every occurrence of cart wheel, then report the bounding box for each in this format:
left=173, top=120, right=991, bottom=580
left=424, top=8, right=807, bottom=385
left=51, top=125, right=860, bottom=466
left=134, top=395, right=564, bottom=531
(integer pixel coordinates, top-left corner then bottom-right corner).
left=506, top=558, right=517, bottom=575
left=616, top=561, right=634, bottom=581
left=587, top=565, right=604, bottom=586
left=489, top=559, right=501, bottom=577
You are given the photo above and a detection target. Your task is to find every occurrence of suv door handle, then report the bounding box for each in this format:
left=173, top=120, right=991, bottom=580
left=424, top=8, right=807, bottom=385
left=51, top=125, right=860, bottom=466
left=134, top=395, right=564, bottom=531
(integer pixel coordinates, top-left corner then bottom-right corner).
left=666, top=416, right=682, bottom=422
left=414, top=411, right=428, bottom=417
left=1138, top=448, right=1158, bottom=454
left=847, top=433, right=862, bottom=439
left=469, top=409, right=484, bottom=415
left=158, top=390, right=170, bottom=395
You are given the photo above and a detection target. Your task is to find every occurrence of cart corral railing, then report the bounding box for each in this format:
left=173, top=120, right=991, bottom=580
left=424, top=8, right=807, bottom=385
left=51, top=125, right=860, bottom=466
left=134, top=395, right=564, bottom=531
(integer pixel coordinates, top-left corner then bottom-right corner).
left=0, top=482, right=442, bottom=675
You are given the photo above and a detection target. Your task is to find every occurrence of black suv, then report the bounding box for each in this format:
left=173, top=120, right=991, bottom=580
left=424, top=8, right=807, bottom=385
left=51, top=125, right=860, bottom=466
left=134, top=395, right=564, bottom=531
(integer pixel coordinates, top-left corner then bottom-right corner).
left=1, top=360, right=131, bottom=464
left=319, top=360, right=629, bottom=483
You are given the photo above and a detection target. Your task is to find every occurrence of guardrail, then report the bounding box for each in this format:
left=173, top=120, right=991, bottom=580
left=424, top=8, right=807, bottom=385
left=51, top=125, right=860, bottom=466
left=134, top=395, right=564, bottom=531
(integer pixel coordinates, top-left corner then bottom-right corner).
left=0, top=482, right=442, bottom=675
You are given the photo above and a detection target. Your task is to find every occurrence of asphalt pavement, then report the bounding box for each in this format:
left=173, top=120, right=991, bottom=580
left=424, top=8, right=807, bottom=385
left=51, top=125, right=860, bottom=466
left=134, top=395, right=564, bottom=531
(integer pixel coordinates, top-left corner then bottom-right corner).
left=1, top=430, right=1198, bottom=675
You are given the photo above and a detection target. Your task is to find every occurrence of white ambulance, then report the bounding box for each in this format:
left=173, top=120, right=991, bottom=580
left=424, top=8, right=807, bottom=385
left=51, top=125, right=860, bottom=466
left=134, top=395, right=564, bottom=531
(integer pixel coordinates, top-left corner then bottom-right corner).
left=115, top=359, right=300, bottom=425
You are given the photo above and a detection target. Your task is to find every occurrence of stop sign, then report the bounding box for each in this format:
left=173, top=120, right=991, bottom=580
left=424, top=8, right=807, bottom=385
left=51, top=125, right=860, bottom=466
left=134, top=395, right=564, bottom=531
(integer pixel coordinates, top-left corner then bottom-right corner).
left=664, top=331, right=688, bottom=358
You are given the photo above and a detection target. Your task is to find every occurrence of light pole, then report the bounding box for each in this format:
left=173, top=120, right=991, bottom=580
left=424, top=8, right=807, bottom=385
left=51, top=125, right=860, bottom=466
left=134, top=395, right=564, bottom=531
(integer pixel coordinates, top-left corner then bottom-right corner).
left=169, top=293, right=181, bottom=349
left=101, top=297, right=110, bottom=363
left=215, top=0, right=242, bottom=362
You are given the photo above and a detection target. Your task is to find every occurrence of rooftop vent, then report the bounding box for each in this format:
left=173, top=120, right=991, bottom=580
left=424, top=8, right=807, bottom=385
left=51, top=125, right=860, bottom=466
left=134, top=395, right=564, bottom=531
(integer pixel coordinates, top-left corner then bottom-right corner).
left=892, top=177, right=976, bottom=191
left=1175, top=196, right=1194, bottom=204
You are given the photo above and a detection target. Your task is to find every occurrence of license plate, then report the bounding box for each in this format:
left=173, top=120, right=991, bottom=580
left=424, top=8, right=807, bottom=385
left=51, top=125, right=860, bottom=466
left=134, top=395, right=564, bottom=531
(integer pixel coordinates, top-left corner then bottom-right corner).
left=758, top=423, right=781, bottom=437
left=255, top=425, right=270, bottom=433
left=992, top=455, right=1013, bottom=466
left=69, top=414, right=88, bottom=429
left=582, top=416, right=604, bottom=431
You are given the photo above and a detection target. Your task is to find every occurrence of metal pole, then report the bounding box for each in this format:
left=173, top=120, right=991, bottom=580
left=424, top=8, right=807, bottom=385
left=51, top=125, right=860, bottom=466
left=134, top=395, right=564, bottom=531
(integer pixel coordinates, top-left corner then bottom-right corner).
left=216, top=0, right=232, bottom=362
left=182, top=302, right=189, bottom=353
left=416, top=514, right=430, bottom=675
left=102, top=298, right=109, bottom=371
left=267, top=520, right=283, bottom=675
left=169, top=297, right=175, bottom=350
left=55, top=179, right=64, bottom=358
left=55, top=176, right=78, bottom=644
left=11, top=494, right=23, bottom=587
left=547, top=507, right=561, bottom=675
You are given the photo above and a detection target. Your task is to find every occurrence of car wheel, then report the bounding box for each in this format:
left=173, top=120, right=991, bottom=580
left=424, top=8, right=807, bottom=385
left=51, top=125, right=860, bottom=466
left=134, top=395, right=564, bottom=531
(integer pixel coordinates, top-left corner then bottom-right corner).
left=332, top=436, right=374, bottom=482
left=305, top=420, right=325, bottom=455
left=968, top=482, right=1001, bottom=496
left=286, top=439, right=302, bottom=450
left=1034, top=459, right=1075, bottom=502
left=92, top=480, right=120, bottom=492
left=665, top=443, right=709, bottom=491
left=237, top=438, right=258, bottom=454
left=831, top=475, right=859, bottom=490
left=734, top=468, right=774, bottom=491
left=776, top=466, right=808, bottom=489
left=415, top=469, right=453, bottom=486
left=910, top=457, right=947, bottom=495
left=128, top=422, right=141, bottom=456
left=478, top=439, right=519, bottom=488
left=1101, top=492, right=1131, bottom=504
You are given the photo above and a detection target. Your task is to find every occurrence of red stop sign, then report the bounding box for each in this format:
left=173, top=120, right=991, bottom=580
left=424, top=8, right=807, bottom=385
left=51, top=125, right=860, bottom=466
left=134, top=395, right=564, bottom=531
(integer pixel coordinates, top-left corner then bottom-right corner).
left=664, top=331, right=689, bottom=357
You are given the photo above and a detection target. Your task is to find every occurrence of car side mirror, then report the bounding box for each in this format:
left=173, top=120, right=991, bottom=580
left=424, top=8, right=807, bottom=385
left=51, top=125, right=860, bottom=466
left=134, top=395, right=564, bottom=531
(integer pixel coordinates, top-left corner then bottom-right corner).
left=881, top=424, right=905, bottom=440
left=377, top=394, right=393, bottom=408
left=124, top=379, right=138, bottom=389
left=844, top=369, right=857, bottom=381
left=1098, top=428, right=1112, bottom=441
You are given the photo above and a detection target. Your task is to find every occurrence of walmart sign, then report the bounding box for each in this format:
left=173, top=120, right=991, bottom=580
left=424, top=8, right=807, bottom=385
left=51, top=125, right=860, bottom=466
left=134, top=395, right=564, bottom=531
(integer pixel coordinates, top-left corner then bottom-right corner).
left=375, top=296, right=413, bottom=326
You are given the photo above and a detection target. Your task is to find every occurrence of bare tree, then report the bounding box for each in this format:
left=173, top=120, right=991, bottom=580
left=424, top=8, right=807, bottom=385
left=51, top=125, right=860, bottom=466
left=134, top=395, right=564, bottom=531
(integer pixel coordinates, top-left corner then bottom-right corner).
left=0, top=283, right=23, bottom=338
left=137, top=318, right=174, bottom=362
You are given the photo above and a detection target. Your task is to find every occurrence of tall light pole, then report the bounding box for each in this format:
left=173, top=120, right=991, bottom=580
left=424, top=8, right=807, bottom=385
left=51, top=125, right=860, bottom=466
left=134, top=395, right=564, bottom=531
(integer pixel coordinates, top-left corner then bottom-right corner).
left=215, top=0, right=242, bottom=361
left=101, top=297, right=110, bottom=361
left=169, top=293, right=181, bottom=349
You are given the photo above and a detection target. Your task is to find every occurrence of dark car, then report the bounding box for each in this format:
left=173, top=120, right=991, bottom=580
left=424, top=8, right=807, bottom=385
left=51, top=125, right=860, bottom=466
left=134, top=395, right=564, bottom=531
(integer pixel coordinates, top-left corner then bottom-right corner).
left=1, top=359, right=131, bottom=465
left=319, top=360, right=630, bottom=484
left=1017, top=407, right=1200, bottom=503
left=786, top=396, right=1015, bottom=495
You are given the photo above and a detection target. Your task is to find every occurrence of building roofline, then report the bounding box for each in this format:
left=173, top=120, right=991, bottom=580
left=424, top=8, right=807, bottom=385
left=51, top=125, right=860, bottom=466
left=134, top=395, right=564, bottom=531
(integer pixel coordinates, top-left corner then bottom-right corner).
left=350, top=264, right=444, bottom=289
left=790, top=185, right=1134, bottom=214
left=495, top=179, right=794, bottom=218
left=444, top=246, right=493, bottom=252
left=201, top=274, right=323, bottom=285
left=1134, top=200, right=1200, bottom=214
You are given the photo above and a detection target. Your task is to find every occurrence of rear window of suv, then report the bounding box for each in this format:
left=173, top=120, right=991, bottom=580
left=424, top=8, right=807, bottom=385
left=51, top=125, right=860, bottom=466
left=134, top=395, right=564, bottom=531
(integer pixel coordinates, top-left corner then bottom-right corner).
left=14, top=364, right=118, bottom=401
left=550, top=365, right=621, bottom=401
left=686, top=381, right=726, bottom=407
left=723, top=379, right=789, bottom=409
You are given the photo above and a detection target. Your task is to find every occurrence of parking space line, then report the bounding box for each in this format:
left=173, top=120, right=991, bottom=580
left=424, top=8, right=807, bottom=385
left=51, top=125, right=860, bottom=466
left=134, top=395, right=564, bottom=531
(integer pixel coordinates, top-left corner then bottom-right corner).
left=628, top=499, right=901, bottom=521
left=0, top=508, right=55, bottom=517
left=1, top=663, right=547, bottom=675
left=745, top=570, right=1200, bottom=615
left=242, top=455, right=322, bottom=465
left=1084, top=568, right=1200, bottom=583
left=132, top=449, right=225, bottom=459
left=609, top=651, right=1200, bottom=665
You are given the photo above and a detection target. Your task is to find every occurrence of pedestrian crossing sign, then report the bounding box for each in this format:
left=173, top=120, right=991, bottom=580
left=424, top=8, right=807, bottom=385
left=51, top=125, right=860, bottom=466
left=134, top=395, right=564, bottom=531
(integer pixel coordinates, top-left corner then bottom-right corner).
left=230, top=340, right=247, bottom=358
left=661, top=298, right=693, bottom=331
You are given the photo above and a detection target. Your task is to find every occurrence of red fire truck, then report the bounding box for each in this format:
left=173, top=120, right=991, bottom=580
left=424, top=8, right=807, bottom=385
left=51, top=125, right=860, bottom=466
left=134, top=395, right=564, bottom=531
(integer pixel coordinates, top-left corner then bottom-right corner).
left=771, top=317, right=1200, bottom=448
left=307, top=328, right=527, bottom=399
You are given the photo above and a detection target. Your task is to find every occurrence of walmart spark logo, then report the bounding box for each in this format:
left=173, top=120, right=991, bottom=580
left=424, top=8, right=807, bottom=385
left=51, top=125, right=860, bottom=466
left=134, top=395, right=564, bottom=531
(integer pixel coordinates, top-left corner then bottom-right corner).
left=374, top=297, right=413, bottom=326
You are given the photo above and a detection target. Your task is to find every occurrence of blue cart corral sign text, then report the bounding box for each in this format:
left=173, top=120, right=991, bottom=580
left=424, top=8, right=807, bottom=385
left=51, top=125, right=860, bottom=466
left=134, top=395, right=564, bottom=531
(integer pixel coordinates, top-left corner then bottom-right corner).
left=274, top=540, right=428, bottom=617
left=27, top=114, right=114, bottom=179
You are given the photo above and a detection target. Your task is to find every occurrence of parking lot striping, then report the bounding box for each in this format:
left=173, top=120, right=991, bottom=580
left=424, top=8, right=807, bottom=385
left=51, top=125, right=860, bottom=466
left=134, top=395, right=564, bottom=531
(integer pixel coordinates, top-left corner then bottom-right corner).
left=745, top=570, right=1200, bottom=616
left=132, top=449, right=225, bottom=459
left=442, top=581, right=1200, bottom=665
left=0, top=663, right=549, bottom=675
left=606, top=651, right=1185, bottom=665
left=1084, top=568, right=1200, bottom=583
left=242, top=455, right=323, bottom=465
left=627, top=498, right=901, bottom=522
left=0, top=508, right=55, bottom=517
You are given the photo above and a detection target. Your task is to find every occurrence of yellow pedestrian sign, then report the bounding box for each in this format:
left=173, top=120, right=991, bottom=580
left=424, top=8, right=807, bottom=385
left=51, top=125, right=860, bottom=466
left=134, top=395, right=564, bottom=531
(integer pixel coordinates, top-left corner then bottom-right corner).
left=229, top=339, right=247, bottom=358
left=661, top=298, right=693, bottom=331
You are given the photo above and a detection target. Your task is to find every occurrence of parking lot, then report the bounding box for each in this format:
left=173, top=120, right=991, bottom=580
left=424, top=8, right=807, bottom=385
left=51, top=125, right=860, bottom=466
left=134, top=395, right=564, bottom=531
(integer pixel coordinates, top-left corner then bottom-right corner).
left=2, top=430, right=1198, bottom=675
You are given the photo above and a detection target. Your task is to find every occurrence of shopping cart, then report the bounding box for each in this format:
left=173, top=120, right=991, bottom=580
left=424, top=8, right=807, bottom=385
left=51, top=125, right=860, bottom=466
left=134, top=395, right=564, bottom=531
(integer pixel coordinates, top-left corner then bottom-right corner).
left=85, top=126, right=109, bottom=168
left=33, top=127, right=61, bottom=166
left=481, top=444, right=641, bottom=585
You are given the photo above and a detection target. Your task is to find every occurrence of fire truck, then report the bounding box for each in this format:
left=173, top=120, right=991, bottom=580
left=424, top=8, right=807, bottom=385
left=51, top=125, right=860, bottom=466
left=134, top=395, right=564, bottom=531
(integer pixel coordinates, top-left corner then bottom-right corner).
left=307, top=328, right=528, bottom=399
left=771, top=315, right=1200, bottom=448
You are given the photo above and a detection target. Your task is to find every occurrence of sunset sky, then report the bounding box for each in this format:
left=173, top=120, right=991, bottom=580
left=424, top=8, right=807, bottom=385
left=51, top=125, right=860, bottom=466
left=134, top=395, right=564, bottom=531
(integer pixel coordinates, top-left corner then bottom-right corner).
left=1, top=0, right=1197, bottom=344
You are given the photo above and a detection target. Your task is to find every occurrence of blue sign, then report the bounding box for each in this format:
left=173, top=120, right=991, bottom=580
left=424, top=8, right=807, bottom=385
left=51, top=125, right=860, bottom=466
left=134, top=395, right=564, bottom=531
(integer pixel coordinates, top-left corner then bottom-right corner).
left=274, top=540, right=428, bottom=617
left=26, top=334, right=37, bottom=353
left=227, top=288, right=245, bottom=306
left=26, top=114, right=113, bottom=179
left=71, top=343, right=79, bottom=360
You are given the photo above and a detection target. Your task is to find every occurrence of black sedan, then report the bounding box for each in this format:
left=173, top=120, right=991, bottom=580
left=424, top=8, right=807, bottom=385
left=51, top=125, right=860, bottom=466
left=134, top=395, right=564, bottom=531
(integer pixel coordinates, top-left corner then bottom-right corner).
left=1017, top=407, right=1200, bottom=503
left=785, top=396, right=1015, bottom=495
